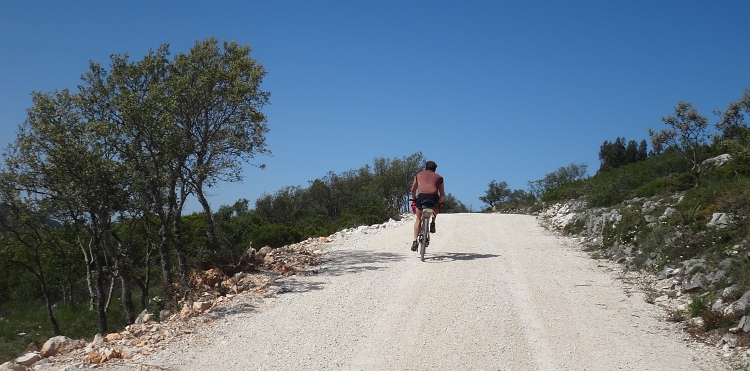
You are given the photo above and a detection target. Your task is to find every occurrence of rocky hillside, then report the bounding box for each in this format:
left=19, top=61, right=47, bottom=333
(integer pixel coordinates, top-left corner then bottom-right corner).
left=539, top=197, right=750, bottom=364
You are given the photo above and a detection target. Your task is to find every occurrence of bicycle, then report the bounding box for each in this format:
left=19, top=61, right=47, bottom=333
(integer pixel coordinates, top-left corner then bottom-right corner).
left=418, top=205, right=434, bottom=261
left=411, top=199, right=437, bottom=262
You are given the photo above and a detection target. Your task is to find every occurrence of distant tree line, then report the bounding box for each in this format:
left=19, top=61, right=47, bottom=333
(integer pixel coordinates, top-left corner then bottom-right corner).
left=597, top=138, right=649, bottom=173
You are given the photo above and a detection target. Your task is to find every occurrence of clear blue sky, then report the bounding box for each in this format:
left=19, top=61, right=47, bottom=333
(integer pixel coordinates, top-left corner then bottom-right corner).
left=1, top=1, right=749, bottom=212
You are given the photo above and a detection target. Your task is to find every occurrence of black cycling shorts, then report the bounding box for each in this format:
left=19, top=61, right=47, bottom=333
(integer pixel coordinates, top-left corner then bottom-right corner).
left=416, top=193, right=439, bottom=210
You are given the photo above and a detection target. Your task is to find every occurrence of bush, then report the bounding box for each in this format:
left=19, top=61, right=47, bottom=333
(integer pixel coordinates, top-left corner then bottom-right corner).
left=634, top=178, right=683, bottom=197
left=250, top=224, right=303, bottom=248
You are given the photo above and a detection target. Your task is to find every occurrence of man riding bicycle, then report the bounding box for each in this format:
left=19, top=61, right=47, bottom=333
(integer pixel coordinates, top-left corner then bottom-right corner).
left=411, top=160, right=444, bottom=251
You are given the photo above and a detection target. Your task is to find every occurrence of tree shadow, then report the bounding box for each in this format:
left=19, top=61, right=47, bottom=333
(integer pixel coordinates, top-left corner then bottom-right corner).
left=424, top=252, right=501, bottom=262
left=266, top=250, right=405, bottom=295
left=319, top=250, right=405, bottom=277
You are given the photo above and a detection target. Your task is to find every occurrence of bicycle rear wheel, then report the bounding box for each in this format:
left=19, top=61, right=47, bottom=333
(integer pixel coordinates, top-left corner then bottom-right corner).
left=419, top=217, right=429, bottom=261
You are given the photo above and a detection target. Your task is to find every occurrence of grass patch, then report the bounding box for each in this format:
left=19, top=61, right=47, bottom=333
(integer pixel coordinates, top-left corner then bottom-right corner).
left=0, top=300, right=134, bottom=362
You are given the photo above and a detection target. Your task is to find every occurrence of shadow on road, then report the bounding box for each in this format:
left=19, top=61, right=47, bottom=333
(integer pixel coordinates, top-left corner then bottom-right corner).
left=424, top=252, right=501, bottom=262
left=270, top=250, right=405, bottom=295
left=321, top=250, right=405, bottom=277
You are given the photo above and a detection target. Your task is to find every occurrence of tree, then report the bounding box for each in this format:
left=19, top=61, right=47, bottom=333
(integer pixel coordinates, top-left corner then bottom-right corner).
left=624, top=140, right=638, bottom=165
left=172, top=38, right=270, bottom=255
left=0, top=189, right=63, bottom=335
left=372, top=153, right=424, bottom=215
left=598, top=137, right=648, bottom=173
left=648, top=101, right=710, bottom=186
left=440, top=193, right=470, bottom=213
left=528, top=163, right=588, bottom=200
left=479, top=180, right=511, bottom=208
left=598, top=138, right=625, bottom=173
left=1, top=88, right=133, bottom=332
left=715, top=89, right=750, bottom=161
left=637, top=140, right=648, bottom=162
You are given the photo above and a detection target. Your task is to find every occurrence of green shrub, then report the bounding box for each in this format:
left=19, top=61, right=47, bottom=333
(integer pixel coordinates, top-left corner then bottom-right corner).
left=689, top=294, right=710, bottom=318
left=634, top=178, right=682, bottom=197
left=250, top=224, right=303, bottom=248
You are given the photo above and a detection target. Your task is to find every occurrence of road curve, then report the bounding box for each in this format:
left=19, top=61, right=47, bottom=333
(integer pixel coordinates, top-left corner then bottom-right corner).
left=103, top=213, right=727, bottom=371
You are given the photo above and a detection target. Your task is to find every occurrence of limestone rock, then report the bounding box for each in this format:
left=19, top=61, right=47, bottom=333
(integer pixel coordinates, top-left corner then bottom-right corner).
left=0, top=361, right=28, bottom=371
left=660, top=208, right=677, bottom=220
left=256, top=246, right=272, bottom=262
left=702, top=153, right=732, bottom=168
left=14, top=352, right=40, bottom=367
left=723, top=284, right=741, bottom=299
left=134, top=309, right=149, bottom=324
left=84, top=351, right=104, bottom=365
left=707, top=213, right=733, bottom=229
left=91, top=333, right=104, bottom=346
left=105, top=333, right=122, bottom=342
left=159, top=309, right=171, bottom=321
left=193, top=301, right=211, bottom=312
left=739, top=316, right=750, bottom=333
left=712, top=298, right=725, bottom=312
left=41, top=335, right=68, bottom=357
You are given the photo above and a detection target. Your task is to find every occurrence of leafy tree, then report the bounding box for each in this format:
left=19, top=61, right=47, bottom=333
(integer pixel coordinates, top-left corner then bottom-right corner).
left=172, top=38, right=270, bottom=255
left=440, top=193, right=470, bottom=213
left=715, top=89, right=750, bottom=161
left=79, top=46, right=187, bottom=287
left=479, top=180, right=511, bottom=208
left=648, top=101, right=710, bottom=186
left=528, top=163, right=588, bottom=200
left=0, top=192, right=63, bottom=335
left=372, top=153, right=425, bottom=214
left=0, top=88, right=133, bottom=331
left=598, top=138, right=626, bottom=173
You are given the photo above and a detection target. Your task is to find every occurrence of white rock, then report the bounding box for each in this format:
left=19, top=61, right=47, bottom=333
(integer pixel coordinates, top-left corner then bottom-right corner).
left=707, top=213, right=733, bottom=229
left=41, top=335, right=69, bottom=357
left=15, top=352, right=40, bottom=366
left=0, top=362, right=28, bottom=371
left=702, top=153, right=732, bottom=168
left=660, top=208, right=677, bottom=220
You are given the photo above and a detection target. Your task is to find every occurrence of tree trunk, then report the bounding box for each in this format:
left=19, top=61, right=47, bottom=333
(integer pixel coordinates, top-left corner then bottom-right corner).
left=119, top=265, right=136, bottom=324
left=171, top=211, right=188, bottom=282
left=158, top=224, right=173, bottom=285
left=93, top=248, right=108, bottom=334
left=195, top=181, right=220, bottom=252
left=78, top=235, right=96, bottom=310
left=167, top=183, right=188, bottom=281
left=40, top=278, right=61, bottom=335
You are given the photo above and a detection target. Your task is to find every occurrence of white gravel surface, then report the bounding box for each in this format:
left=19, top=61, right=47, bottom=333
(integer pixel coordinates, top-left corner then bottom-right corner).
left=100, top=213, right=730, bottom=370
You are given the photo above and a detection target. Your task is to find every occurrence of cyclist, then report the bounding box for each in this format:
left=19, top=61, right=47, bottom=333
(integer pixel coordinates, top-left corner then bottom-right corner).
left=411, top=160, right=444, bottom=251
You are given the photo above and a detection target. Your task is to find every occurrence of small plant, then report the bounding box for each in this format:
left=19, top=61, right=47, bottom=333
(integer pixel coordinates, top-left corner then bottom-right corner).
left=147, top=296, right=166, bottom=319
left=689, top=294, right=710, bottom=318
left=678, top=204, right=703, bottom=225
left=702, top=310, right=736, bottom=332
left=562, top=218, right=585, bottom=235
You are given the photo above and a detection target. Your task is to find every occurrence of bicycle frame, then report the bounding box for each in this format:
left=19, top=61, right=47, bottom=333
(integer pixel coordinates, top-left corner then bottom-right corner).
left=418, top=207, right=434, bottom=261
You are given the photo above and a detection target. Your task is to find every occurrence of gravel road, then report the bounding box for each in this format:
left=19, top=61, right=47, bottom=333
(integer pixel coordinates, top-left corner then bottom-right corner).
left=102, top=213, right=729, bottom=370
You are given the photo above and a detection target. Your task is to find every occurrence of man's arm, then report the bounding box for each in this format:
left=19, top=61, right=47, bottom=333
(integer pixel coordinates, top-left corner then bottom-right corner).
left=438, top=180, right=445, bottom=203
left=411, top=176, right=418, bottom=200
